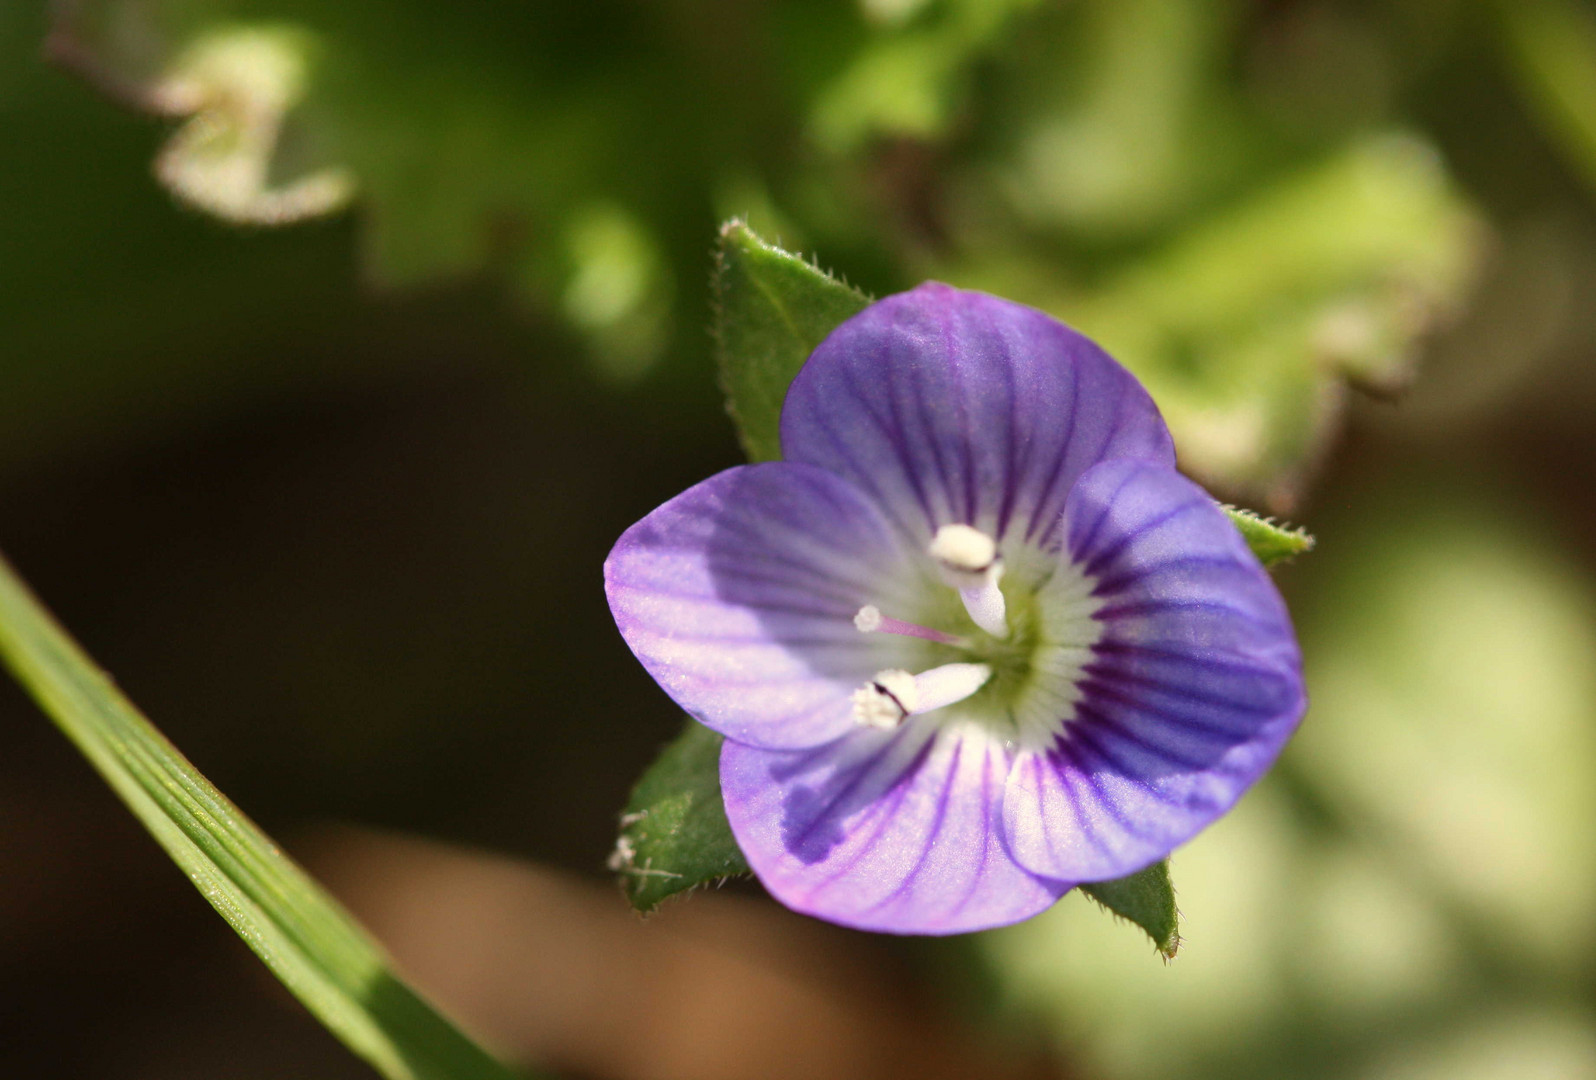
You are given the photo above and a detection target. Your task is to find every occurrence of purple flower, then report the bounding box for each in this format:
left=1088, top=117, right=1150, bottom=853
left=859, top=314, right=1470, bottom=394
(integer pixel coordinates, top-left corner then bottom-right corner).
left=605, top=284, right=1305, bottom=934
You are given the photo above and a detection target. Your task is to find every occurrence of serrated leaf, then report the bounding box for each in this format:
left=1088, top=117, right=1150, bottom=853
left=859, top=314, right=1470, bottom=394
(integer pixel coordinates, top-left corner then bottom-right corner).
left=1224, top=505, right=1315, bottom=567
left=613, top=720, right=749, bottom=912
left=713, top=220, right=870, bottom=462
left=0, top=554, right=530, bottom=1080
left=1081, top=860, right=1180, bottom=958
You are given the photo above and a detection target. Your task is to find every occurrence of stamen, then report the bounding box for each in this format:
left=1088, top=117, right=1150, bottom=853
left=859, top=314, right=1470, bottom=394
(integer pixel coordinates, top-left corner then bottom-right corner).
left=854, top=605, right=968, bottom=647
left=851, top=663, right=993, bottom=729
left=928, top=524, right=1009, bottom=638
left=929, top=524, right=997, bottom=577
left=852, top=669, right=918, bottom=729
left=912, top=662, right=994, bottom=712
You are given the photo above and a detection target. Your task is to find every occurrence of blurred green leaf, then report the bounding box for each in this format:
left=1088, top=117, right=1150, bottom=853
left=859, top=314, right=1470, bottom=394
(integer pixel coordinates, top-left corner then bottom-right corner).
left=713, top=220, right=870, bottom=462
left=149, top=24, right=354, bottom=224
left=1071, top=136, right=1483, bottom=504
left=50, top=0, right=691, bottom=369
left=612, top=720, right=748, bottom=912
left=1081, top=861, right=1180, bottom=959
left=1499, top=0, right=1596, bottom=197
left=1000, top=0, right=1238, bottom=238
left=1224, top=506, right=1314, bottom=567
left=50, top=10, right=354, bottom=225
left=809, top=0, right=1041, bottom=152
left=0, top=554, right=530, bottom=1080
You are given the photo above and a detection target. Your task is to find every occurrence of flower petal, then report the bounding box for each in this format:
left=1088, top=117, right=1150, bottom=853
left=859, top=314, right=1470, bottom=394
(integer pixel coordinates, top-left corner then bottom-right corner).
left=605, top=462, right=939, bottom=751
left=779, top=283, right=1175, bottom=553
left=1003, top=460, right=1306, bottom=881
left=722, top=722, right=1071, bottom=934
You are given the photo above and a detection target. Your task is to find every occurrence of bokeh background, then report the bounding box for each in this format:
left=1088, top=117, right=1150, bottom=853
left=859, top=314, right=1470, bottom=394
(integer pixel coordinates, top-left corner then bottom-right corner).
left=4, top=0, right=1596, bottom=1077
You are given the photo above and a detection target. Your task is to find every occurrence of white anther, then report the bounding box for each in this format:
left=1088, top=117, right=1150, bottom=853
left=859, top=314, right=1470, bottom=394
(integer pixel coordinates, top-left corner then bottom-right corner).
left=851, top=663, right=993, bottom=729
left=852, top=669, right=919, bottom=729
left=929, top=524, right=998, bottom=581
left=854, top=605, right=884, bottom=632
left=928, top=525, right=1009, bottom=638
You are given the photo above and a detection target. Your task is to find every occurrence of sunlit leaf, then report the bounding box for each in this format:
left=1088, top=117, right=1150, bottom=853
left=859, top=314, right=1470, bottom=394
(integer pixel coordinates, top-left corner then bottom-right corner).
left=1071, top=136, right=1484, bottom=506
left=612, top=720, right=748, bottom=912
left=999, top=0, right=1230, bottom=238
left=713, top=220, right=869, bottom=462
left=1081, top=861, right=1180, bottom=958
left=0, top=554, right=531, bottom=1080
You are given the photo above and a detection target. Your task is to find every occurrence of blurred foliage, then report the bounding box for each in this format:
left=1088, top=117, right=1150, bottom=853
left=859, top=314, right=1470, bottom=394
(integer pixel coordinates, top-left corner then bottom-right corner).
left=35, top=0, right=1519, bottom=503
left=1498, top=0, right=1596, bottom=198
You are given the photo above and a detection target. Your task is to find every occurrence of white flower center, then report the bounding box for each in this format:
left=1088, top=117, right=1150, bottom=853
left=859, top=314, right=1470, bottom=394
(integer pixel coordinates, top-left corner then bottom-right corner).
left=848, top=523, right=1103, bottom=741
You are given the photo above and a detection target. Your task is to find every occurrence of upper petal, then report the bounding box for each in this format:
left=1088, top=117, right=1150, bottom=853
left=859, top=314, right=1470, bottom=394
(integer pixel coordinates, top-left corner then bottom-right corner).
left=1002, top=460, right=1306, bottom=881
left=780, top=283, right=1175, bottom=552
left=722, top=722, right=1071, bottom=934
left=604, top=462, right=937, bottom=751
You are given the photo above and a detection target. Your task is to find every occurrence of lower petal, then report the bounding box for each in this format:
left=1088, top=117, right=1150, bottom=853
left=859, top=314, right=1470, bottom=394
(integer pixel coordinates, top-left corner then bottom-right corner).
left=722, top=723, right=1071, bottom=934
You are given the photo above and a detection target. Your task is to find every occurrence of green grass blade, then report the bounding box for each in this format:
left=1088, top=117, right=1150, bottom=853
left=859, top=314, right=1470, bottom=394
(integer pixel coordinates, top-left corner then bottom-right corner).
left=0, top=553, right=531, bottom=1080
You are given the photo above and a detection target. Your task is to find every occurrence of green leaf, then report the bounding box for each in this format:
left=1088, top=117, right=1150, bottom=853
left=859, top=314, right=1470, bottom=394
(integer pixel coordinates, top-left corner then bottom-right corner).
left=712, top=220, right=870, bottom=462
left=1081, top=860, right=1180, bottom=958
left=1224, top=505, right=1315, bottom=567
left=0, top=554, right=530, bottom=1080
left=613, top=720, right=749, bottom=912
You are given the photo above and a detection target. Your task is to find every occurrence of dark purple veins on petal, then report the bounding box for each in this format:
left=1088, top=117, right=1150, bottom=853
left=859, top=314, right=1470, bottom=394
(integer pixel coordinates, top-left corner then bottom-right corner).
left=1000, top=458, right=1306, bottom=882
left=780, top=283, right=1175, bottom=549
left=604, top=461, right=931, bottom=752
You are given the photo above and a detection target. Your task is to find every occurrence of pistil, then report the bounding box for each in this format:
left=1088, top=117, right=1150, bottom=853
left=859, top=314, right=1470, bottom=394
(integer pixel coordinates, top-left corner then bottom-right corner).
left=854, top=605, right=969, bottom=647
